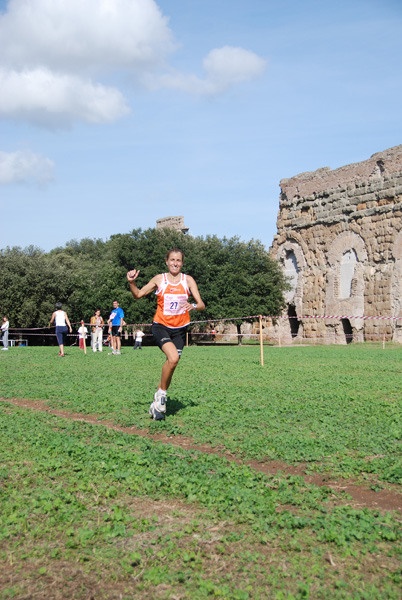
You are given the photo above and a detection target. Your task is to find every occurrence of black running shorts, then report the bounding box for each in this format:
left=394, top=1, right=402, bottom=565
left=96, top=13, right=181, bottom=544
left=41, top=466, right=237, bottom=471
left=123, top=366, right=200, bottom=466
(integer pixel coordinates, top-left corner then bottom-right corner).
left=152, top=322, right=187, bottom=354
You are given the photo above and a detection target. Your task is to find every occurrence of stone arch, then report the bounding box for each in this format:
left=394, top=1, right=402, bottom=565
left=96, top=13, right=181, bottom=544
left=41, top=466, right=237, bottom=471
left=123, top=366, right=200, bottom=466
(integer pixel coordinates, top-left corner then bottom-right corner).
left=326, top=231, right=367, bottom=332
left=276, top=238, right=306, bottom=314
left=327, top=231, right=367, bottom=266
left=275, top=237, right=307, bottom=343
left=283, top=231, right=310, bottom=260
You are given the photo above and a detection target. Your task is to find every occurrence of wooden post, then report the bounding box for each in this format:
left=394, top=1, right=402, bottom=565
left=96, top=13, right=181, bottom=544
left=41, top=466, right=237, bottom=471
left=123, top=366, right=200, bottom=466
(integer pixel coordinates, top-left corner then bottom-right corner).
left=186, top=330, right=189, bottom=347
left=81, top=320, right=87, bottom=355
left=259, top=315, right=264, bottom=366
left=382, top=332, right=385, bottom=350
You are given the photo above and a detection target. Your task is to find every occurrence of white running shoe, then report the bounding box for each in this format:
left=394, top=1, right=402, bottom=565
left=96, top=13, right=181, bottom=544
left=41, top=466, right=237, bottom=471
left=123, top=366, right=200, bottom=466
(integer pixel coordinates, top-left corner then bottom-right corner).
left=154, top=390, right=167, bottom=414
left=149, top=400, right=165, bottom=421
left=149, top=390, right=167, bottom=420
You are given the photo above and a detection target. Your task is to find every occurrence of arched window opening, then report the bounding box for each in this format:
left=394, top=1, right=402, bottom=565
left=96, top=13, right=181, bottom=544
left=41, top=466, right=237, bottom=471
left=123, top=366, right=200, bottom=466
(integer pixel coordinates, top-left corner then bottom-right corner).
left=341, top=318, right=353, bottom=344
left=284, top=251, right=299, bottom=302
left=288, top=304, right=300, bottom=338
left=340, top=250, right=357, bottom=298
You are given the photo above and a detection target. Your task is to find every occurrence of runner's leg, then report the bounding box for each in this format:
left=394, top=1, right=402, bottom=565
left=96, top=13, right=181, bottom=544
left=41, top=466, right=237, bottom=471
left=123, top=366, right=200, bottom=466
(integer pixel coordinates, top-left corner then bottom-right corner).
left=158, top=341, right=180, bottom=391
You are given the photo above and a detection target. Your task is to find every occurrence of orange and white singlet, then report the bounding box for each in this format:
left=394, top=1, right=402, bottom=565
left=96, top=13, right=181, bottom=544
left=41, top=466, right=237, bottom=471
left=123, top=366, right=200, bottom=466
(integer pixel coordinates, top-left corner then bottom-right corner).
left=153, top=273, right=190, bottom=329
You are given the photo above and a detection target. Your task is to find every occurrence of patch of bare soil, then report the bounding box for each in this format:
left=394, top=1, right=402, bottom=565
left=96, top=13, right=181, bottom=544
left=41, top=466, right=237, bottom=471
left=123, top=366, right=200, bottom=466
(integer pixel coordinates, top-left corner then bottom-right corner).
left=2, top=397, right=402, bottom=514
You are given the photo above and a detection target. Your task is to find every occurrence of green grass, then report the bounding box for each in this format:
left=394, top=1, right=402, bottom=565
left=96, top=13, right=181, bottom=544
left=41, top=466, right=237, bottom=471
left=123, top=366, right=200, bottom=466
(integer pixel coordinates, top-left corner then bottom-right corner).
left=2, top=344, right=402, bottom=481
left=0, top=345, right=402, bottom=599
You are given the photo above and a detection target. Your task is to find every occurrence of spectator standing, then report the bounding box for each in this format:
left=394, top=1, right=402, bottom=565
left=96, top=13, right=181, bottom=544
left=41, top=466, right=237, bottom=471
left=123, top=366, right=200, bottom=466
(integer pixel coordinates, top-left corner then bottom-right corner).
left=78, top=323, right=88, bottom=350
left=90, top=309, right=104, bottom=352
left=133, top=328, right=144, bottom=350
left=1, top=316, right=9, bottom=350
left=108, top=300, right=124, bottom=355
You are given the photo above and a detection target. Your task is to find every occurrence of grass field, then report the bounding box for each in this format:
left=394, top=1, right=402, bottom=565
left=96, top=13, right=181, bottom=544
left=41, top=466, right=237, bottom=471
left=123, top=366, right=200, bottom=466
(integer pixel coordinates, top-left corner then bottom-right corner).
left=0, top=344, right=401, bottom=599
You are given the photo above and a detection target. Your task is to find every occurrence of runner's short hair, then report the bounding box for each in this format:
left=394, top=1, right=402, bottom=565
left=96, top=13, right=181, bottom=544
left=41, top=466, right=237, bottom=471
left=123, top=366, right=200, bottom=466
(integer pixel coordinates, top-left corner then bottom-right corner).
left=165, top=248, right=184, bottom=261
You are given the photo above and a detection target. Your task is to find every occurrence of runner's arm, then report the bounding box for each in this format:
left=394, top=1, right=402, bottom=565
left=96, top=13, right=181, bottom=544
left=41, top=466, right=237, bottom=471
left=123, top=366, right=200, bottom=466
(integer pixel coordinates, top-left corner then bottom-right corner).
left=127, top=270, right=161, bottom=299
left=185, top=276, right=205, bottom=311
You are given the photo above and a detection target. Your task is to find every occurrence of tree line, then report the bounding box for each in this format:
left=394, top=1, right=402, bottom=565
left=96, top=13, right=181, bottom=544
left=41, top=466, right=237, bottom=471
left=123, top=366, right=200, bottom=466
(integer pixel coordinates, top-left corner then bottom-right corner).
left=0, top=228, right=288, bottom=331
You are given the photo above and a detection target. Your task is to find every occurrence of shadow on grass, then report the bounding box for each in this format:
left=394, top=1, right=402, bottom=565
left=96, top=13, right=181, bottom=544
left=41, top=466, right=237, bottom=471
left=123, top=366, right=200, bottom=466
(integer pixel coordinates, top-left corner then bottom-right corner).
left=166, top=395, right=200, bottom=416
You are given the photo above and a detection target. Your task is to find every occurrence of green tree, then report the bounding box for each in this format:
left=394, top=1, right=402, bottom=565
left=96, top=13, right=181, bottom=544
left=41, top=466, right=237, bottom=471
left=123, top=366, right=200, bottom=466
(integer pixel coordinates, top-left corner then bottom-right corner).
left=0, top=246, right=65, bottom=327
left=0, top=231, right=288, bottom=341
left=109, top=229, right=287, bottom=333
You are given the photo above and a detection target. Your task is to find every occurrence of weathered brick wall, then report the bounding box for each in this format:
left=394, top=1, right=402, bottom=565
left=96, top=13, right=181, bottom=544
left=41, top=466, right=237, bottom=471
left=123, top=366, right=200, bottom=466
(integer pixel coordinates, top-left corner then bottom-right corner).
left=270, top=145, right=402, bottom=343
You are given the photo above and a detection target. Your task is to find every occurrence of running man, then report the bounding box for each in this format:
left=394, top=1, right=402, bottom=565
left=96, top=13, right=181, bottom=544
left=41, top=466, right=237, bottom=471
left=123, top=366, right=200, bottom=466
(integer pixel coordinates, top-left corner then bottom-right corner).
left=127, top=248, right=205, bottom=420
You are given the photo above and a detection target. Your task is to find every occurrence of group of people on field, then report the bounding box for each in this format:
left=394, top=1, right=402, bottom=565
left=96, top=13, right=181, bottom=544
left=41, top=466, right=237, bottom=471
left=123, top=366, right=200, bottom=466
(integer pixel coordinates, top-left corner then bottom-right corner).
left=49, top=301, right=135, bottom=355
left=75, top=302, right=126, bottom=354
left=49, top=248, right=205, bottom=420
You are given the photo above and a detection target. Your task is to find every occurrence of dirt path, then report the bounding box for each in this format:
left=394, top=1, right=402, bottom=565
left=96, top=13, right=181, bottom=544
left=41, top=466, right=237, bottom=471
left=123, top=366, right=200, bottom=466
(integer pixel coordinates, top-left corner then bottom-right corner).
left=2, top=397, right=401, bottom=514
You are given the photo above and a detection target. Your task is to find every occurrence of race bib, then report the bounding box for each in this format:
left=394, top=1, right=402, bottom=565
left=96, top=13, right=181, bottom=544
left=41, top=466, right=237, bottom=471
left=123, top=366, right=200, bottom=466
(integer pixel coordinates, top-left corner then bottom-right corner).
left=163, top=294, right=187, bottom=315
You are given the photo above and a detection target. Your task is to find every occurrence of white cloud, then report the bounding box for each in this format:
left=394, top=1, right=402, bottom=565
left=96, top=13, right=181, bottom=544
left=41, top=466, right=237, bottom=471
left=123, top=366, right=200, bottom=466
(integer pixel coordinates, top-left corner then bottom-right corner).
left=152, top=46, right=267, bottom=96
left=203, top=47, right=267, bottom=88
left=0, top=0, right=176, bottom=72
left=0, top=1, right=267, bottom=127
left=0, top=149, right=55, bottom=184
left=0, top=68, right=130, bottom=127
left=0, top=0, right=173, bottom=126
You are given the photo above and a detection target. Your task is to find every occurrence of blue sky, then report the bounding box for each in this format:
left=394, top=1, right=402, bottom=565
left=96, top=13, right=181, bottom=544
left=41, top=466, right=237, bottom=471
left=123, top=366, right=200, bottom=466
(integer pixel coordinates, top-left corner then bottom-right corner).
left=1, top=0, right=401, bottom=252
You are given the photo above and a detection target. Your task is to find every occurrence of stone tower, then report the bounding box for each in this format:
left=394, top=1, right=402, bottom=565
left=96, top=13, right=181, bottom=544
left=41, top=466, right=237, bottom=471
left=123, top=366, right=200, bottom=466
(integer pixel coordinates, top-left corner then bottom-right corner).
left=156, top=216, right=189, bottom=234
left=270, top=145, right=402, bottom=343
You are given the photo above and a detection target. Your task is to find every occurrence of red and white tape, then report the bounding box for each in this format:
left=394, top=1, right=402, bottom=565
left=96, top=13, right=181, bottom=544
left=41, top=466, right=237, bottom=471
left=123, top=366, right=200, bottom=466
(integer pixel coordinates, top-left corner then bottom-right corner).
left=7, top=313, right=402, bottom=333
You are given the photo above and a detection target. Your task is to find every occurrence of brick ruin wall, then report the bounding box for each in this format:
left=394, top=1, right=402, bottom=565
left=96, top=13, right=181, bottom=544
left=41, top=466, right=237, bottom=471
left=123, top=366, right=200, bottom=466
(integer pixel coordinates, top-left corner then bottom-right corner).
left=269, top=144, right=402, bottom=344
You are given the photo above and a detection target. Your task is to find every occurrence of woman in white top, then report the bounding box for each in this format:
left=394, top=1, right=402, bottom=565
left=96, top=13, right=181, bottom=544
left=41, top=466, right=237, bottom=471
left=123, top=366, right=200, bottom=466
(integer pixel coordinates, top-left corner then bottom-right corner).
left=1, top=317, right=9, bottom=350
left=90, top=309, right=104, bottom=352
left=49, top=303, right=72, bottom=357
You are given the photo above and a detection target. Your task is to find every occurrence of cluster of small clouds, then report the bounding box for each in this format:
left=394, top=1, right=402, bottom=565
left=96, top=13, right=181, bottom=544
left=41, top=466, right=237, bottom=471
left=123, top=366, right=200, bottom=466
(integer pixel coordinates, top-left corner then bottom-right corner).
left=0, top=0, right=267, bottom=184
